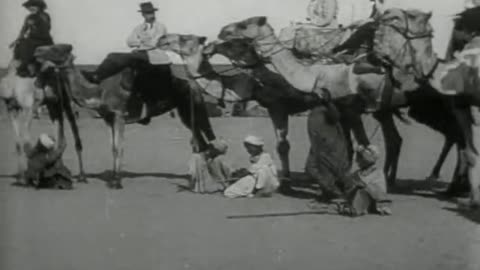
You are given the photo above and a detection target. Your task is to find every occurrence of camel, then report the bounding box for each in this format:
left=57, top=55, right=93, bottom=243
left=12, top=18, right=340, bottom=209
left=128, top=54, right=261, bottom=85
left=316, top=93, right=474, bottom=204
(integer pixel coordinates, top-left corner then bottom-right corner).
left=216, top=17, right=413, bottom=187
left=156, top=33, right=340, bottom=178
left=216, top=17, right=471, bottom=193
left=30, top=44, right=218, bottom=189
left=373, top=8, right=480, bottom=205
left=0, top=44, right=87, bottom=186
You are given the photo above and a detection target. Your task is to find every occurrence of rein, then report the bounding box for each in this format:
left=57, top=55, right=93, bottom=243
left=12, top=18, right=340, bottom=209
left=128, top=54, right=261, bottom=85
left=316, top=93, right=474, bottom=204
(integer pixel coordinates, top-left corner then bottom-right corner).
left=251, top=33, right=300, bottom=59
left=377, top=10, right=436, bottom=79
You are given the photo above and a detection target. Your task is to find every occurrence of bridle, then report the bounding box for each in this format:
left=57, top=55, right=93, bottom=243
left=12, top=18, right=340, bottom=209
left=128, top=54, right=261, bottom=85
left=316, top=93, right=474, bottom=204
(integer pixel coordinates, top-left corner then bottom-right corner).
left=375, top=10, right=437, bottom=79
left=159, top=37, right=259, bottom=106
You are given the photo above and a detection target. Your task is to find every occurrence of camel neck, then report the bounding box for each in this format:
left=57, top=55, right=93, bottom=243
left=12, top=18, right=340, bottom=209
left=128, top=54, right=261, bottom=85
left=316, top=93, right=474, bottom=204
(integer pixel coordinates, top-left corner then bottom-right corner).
left=182, top=52, right=219, bottom=82
left=255, top=34, right=318, bottom=92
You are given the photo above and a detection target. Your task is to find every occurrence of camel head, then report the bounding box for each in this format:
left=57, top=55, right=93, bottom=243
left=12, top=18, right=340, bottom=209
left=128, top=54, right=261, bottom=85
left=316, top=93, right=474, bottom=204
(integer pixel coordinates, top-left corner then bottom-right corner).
left=374, top=8, right=436, bottom=78
left=210, top=39, right=262, bottom=67
left=218, top=16, right=273, bottom=41
left=157, top=34, right=207, bottom=57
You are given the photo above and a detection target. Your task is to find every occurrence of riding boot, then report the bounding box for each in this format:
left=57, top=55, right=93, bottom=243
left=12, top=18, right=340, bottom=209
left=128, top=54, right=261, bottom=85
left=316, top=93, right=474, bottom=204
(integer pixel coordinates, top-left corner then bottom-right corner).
left=81, top=70, right=101, bottom=84
left=81, top=55, right=121, bottom=84
left=82, top=52, right=147, bottom=84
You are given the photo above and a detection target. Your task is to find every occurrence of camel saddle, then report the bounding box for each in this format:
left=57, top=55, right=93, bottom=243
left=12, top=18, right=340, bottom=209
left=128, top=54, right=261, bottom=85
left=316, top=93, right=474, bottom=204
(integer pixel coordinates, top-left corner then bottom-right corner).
left=280, top=23, right=353, bottom=62
left=34, top=44, right=74, bottom=67
left=280, top=21, right=377, bottom=66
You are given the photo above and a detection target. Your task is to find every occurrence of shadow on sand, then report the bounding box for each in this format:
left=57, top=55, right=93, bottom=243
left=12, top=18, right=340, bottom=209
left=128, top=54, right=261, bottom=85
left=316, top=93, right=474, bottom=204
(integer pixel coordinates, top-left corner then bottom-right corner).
left=279, top=171, right=319, bottom=200
left=388, top=178, right=468, bottom=202
left=281, top=176, right=465, bottom=204
left=0, top=174, right=17, bottom=180
left=86, top=170, right=190, bottom=183
left=443, top=207, right=480, bottom=224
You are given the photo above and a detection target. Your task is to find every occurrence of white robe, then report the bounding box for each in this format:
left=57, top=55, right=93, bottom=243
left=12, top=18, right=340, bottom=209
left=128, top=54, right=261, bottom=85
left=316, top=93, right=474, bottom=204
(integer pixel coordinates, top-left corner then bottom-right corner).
left=224, top=152, right=279, bottom=198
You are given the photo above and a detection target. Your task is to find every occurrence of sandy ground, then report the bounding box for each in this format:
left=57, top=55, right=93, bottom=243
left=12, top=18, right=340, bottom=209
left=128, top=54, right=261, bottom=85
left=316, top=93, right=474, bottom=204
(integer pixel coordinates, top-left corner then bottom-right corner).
left=0, top=115, right=479, bottom=270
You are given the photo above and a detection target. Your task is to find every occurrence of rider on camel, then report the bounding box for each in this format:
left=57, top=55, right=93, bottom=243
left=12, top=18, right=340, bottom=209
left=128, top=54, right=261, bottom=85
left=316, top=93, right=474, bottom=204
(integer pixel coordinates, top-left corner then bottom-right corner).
left=10, top=0, right=54, bottom=78
left=307, top=0, right=375, bottom=28
left=82, top=2, right=172, bottom=125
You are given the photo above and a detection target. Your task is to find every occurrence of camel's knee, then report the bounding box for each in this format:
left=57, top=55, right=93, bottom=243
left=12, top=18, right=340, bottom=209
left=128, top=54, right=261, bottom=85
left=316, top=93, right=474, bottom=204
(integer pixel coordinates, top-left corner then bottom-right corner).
left=277, top=140, right=290, bottom=155
left=112, top=146, right=123, bottom=158
left=462, top=150, right=477, bottom=167
left=391, top=136, right=403, bottom=150
left=75, top=141, right=83, bottom=152
left=15, top=143, right=22, bottom=155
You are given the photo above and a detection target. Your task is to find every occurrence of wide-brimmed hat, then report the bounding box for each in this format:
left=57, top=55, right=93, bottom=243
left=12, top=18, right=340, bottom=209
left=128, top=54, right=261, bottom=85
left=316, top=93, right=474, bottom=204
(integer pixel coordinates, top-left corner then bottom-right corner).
left=244, top=135, right=264, bottom=146
left=23, top=0, right=47, bottom=9
left=39, top=133, right=55, bottom=149
left=138, top=2, right=158, bottom=13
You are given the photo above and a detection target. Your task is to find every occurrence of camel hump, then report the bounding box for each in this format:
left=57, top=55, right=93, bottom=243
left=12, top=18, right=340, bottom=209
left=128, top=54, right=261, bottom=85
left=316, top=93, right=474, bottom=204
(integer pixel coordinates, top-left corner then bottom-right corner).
left=34, top=44, right=74, bottom=65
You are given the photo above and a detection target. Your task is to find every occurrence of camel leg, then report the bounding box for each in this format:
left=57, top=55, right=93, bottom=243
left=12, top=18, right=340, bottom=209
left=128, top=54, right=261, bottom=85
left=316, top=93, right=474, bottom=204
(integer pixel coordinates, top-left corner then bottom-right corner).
left=427, top=139, right=454, bottom=182
left=339, top=110, right=369, bottom=165
left=374, top=111, right=402, bottom=189
left=442, top=145, right=470, bottom=196
left=108, top=114, right=125, bottom=189
left=8, top=106, right=29, bottom=185
left=63, top=96, right=87, bottom=183
left=268, top=109, right=290, bottom=178
left=176, top=101, right=207, bottom=153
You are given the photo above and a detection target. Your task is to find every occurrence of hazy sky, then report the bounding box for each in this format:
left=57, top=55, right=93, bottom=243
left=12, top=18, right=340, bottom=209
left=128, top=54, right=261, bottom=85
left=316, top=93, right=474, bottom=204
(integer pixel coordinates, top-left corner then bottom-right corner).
left=0, top=0, right=314, bottom=66
left=0, top=0, right=460, bottom=67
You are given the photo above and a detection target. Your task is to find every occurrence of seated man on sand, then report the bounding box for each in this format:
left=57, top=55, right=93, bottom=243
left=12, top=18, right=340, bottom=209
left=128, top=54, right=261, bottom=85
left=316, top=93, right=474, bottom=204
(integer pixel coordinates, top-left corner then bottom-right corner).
left=224, top=135, right=280, bottom=198
left=189, top=139, right=232, bottom=193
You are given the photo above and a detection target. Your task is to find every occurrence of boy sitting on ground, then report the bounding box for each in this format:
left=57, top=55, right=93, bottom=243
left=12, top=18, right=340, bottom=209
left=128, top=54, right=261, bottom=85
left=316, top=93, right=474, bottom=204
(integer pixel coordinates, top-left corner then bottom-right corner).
left=224, top=135, right=280, bottom=198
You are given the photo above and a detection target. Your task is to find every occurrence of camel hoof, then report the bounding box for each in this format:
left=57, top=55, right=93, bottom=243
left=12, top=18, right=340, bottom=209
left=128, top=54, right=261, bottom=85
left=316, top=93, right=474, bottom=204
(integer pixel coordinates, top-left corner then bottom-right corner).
left=107, top=181, right=123, bottom=190
left=278, top=182, right=294, bottom=194
left=425, top=175, right=440, bottom=183
left=77, top=175, right=88, bottom=184
left=11, top=180, right=29, bottom=187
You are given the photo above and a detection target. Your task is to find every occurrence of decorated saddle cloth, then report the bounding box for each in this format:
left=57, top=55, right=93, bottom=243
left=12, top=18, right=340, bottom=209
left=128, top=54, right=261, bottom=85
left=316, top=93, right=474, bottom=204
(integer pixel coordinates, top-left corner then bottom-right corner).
left=279, top=22, right=373, bottom=63
left=279, top=23, right=351, bottom=61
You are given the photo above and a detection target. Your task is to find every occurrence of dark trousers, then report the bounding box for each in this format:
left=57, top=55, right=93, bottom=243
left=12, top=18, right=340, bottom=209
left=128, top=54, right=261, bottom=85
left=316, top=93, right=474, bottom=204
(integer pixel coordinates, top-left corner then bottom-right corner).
left=98, top=52, right=174, bottom=118
left=95, top=51, right=150, bottom=81
left=14, top=38, right=53, bottom=76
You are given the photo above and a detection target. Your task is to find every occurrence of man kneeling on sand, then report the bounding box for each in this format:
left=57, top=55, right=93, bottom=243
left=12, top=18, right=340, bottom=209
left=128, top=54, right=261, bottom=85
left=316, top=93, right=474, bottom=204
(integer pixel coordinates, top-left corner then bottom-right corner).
left=342, top=145, right=392, bottom=216
left=24, top=133, right=73, bottom=189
